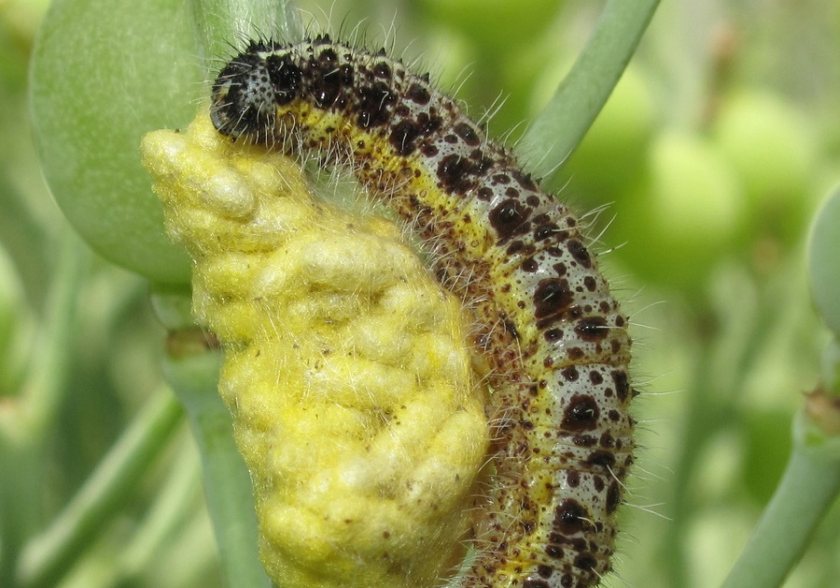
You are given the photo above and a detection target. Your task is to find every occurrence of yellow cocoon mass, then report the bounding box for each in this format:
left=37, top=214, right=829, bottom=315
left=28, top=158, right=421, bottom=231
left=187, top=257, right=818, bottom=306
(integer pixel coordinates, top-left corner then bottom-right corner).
left=141, top=112, right=489, bottom=588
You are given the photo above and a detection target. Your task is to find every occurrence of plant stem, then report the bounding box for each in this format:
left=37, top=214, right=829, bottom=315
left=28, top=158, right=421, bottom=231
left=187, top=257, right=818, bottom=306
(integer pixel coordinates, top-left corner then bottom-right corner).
left=107, top=441, right=204, bottom=585
left=0, top=228, right=87, bottom=445
left=16, top=388, right=183, bottom=588
left=0, top=228, right=86, bottom=587
left=661, top=271, right=775, bottom=587
left=722, top=408, right=840, bottom=588
left=517, top=0, right=660, bottom=180
left=162, top=344, right=271, bottom=588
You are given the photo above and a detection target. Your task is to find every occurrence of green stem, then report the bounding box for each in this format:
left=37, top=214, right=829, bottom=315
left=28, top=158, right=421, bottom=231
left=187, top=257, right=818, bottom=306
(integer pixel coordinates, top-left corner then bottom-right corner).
left=517, top=0, right=660, bottom=179
left=722, top=409, right=840, bottom=588
left=0, top=229, right=87, bottom=586
left=660, top=341, right=714, bottom=587
left=162, top=346, right=271, bottom=588
left=23, top=230, right=85, bottom=436
left=0, top=228, right=87, bottom=444
left=16, top=388, right=183, bottom=588
left=112, top=440, right=204, bottom=584
left=663, top=274, right=776, bottom=587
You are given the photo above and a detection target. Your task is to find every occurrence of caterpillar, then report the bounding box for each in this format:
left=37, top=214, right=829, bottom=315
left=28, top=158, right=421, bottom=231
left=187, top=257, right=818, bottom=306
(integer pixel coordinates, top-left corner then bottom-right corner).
left=206, top=35, right=634, bottom=588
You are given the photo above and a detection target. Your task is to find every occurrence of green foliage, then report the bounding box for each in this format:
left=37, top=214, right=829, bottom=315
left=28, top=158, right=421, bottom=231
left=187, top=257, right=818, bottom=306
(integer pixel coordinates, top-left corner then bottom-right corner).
left=809, top=190, right=840, bottom=337
left=3, top=0, right=840, bottom=587
left=0, top=241, right=29, bottom=392
left=417, top=0, right=565, bottom=53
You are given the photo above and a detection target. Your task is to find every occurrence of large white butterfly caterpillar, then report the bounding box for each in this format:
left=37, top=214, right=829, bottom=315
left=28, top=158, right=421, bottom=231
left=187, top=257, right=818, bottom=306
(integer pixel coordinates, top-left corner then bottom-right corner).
left=149, top=34, right=635, bottom=588
left=208, top=35, right=635, bottom=587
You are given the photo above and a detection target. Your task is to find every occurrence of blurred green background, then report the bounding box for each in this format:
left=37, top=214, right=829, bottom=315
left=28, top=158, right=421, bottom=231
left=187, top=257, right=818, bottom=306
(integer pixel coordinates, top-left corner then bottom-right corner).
left=2, top=0, right=839, bottom=586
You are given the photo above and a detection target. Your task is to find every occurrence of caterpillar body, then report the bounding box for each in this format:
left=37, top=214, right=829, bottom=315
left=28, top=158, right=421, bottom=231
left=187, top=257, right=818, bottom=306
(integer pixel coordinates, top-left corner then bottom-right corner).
left=209, top=36, right=634, bottom=588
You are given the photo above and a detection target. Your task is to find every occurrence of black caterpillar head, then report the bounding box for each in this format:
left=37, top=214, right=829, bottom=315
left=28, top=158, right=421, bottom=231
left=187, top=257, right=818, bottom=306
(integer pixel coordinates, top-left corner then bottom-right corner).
left=210, top=48, right=302, bottom=143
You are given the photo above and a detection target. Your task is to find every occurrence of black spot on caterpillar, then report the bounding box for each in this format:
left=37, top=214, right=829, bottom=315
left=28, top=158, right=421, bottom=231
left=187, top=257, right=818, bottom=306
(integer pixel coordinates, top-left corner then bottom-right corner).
left=210, top=34, right=634, bottom=588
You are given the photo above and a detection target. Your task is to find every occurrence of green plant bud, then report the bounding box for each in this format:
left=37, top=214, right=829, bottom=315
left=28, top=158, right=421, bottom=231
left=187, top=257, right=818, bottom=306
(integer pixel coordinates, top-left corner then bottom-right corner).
left=29, top=0, right=205, bottom=284
left=651, top=130, right=744, bottom=242
left=715, top=91, right=816, bottom=205
left=714, top=90, right=817, bottom=241
left=30, top=0, right=289, bottom=284
left=620, top=129, right=745, bottom=288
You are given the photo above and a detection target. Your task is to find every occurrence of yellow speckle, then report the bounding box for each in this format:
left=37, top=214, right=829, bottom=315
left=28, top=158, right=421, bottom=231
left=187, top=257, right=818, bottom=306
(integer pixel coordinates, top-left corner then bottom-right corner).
left=141, top=110, right=489, bottom=587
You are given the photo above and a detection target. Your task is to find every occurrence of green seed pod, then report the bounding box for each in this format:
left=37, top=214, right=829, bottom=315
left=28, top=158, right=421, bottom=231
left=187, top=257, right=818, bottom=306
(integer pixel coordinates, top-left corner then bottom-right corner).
left=29, top=0, right=287, bottom=285
left=29, top=0, right=204, bottom=284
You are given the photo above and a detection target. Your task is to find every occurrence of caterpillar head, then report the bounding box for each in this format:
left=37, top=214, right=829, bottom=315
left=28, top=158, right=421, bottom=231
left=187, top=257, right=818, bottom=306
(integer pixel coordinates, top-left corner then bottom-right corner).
left=210, top=46, right=301, bottom=143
